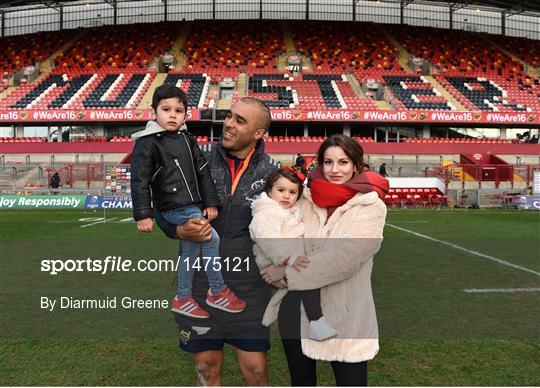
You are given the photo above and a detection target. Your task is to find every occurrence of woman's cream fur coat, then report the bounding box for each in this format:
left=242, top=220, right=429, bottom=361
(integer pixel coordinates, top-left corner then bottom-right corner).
left=255, top=188, right=386, bottom=363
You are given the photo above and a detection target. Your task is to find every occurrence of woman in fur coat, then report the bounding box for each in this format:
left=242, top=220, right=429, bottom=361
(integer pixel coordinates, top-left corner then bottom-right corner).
left=260, top=134, right=389, bottom=386
left=250, top=168, right=337, bottom=341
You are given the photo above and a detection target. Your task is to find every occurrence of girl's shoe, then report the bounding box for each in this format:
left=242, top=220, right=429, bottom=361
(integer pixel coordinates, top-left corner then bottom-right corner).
left=308, top=316, right=337, bottom=341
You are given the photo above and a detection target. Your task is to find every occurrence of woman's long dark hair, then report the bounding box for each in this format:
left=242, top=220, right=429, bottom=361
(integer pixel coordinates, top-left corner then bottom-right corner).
left=316, top=134, right=365, bottom=173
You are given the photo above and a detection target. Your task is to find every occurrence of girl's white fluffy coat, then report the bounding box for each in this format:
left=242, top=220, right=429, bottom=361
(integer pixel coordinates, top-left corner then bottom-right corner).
left=263, top=188, right=386, bottom=363
left=249, top=192, right=306, bottom=326
left=249, top=192, right=305, bottom=268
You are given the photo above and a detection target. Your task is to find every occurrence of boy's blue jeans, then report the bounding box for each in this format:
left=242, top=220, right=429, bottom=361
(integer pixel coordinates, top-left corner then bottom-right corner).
left=161, top=204, right=224, bottom=298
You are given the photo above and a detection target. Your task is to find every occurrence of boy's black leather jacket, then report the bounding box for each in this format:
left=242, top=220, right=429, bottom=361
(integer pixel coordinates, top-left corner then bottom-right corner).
left=130, top=121, right=220, bottom=221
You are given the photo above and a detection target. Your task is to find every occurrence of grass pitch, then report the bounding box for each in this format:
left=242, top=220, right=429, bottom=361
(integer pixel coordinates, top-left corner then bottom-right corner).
left=1, top=208, right=538, bottom=385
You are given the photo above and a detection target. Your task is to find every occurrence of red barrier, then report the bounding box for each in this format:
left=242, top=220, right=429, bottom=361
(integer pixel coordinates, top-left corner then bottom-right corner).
left=1, top=140, right=539, bottom=155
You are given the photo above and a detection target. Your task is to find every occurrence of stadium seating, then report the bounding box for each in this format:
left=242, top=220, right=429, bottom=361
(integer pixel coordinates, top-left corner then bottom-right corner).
left=303, top=74, right=350, bottom=109
left=384, top=188, right=447, bottom=208
left=1, top=71, right=154, bottom=109
left=386, top=24, right=515, bottom=75
left=162, top=73, right=211, bottom=108
left=265, top=136, right=322, bottom=142
left=440, top=73, right=540, bottom=111
left=0, top=21, right=538, bottom=115
left=386, top=24, right=539, bottom=111
left=68, top=135, right=107, bottom=142
left=82, top=73, right=150, bottom=109
left=445, top=76, right=528, bottom=112
left=108, top=135, right=207, bottom=143
left=291, top=21, right=404, bottom=75
left=247, top=73, right=377, bottom=110
left=383, top=76, right=453, bottom=110
left=402, top=137, right=512, bottom=144
left=8, top=74, right=66, bottom=109
left=0, top=137, right=46, bottom=142
left=110, top=136, right=132, bottom=142
left=182, top=20, right=284, bottom=77
left=54, top=22, right=176, bottom=71
left=493, top=35, right=540, bottom=70
left=0, top=30, right=72, bottom=75
left=47, top=74, right=94, bottom=109
left=264, top=136, right=373, bottom=143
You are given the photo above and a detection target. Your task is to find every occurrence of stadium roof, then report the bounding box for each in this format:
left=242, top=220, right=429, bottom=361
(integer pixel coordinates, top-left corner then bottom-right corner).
left=420, top=0, right=540, bottom=14
left=1, top=0, right=539, bottom=14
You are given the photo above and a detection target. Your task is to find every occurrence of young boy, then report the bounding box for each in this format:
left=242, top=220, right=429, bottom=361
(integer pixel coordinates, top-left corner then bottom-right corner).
left=130, top=84, right=245, bottom=318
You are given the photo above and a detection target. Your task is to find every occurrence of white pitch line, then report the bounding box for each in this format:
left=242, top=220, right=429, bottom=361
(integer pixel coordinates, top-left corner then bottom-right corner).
left=386, top=223, right=540, bottom=277
left=463, top=288, right=540, bottom=293
left=0, top=211, right=104, bottom=215
left=388, top=211, right=527, bottom=214
left=392, top=221, right=430, bottom=224
left=80, top=217, right=117, bottom=228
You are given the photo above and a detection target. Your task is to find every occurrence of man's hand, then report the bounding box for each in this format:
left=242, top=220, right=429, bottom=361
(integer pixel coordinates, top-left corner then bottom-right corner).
left=260, top=265, right=286, bottom=284
left=203, top=206, right=218, bottom=221
left=292, top=256, right=310, bottom=271
left=176, top=218, right=212, bottom=243
left=137, top=218, right=153, bottom=233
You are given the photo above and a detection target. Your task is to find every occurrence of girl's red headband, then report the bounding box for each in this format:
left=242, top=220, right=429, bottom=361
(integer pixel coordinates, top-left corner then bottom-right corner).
left=281, top=166, right=306, bottom=182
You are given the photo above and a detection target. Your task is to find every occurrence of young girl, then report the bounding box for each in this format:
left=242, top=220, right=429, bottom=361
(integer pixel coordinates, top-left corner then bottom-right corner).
left=249, top=168, right=337, bottom=341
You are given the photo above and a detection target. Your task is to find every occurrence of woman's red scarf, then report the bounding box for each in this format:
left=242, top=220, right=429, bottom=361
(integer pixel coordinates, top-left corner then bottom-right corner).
left=309, top=167, right=389, bottom=217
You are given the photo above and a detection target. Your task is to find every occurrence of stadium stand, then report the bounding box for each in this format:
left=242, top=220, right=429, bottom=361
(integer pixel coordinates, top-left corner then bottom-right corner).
left=109, top=136, right=132, bottom=142
left=0, top=137, right=46, bottom=142
left=0, top=0, right=538, bottom=225
left=383, top=76, right=454, bottom=110
left=385, top=24, right=516, bottom=75
left=54, top=23, right=176, bottom=71
left=402, top=137, right=512, bottom=144
left=81, top=73, right=151, bottom=109
left=493, top=35, right=540, bottom=70
left=384, top=188, right=448, bottom=208
left=1, top=71, right=154, bottom=109
left=386, top=24, right=539, bottom=111
left=1, top=21, right=538, bottom=115
left=162, top=73, right=211, bottom=108
left=182, top=20, right=284, bottom=77
left=0, top=30, right=72, bottom=75
left=247, top=73, right=378, bottom=110
left=264, top=135, right=375, bottom=143
left=292, top=21, right=404, bottom=74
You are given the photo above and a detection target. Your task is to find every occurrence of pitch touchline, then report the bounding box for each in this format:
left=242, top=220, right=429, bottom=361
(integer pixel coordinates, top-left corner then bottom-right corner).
left=386, top=223, right=540, bottom=277
left=80, top=217, right=118, bottom=228
left=463, top=288, right=540, bottom=293
left=390, top=221, right=430, bottom=224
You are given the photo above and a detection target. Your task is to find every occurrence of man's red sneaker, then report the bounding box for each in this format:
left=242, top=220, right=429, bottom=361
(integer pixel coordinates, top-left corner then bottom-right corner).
left=206, top=286, right=246, bottom=313
left=171, top=295, right=210, bottom=319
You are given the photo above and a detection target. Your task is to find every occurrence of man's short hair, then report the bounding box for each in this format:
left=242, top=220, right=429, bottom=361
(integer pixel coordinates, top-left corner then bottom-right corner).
left=152, top=84, right=188, bottom=112
left=239, top=97, right=271, bottom=132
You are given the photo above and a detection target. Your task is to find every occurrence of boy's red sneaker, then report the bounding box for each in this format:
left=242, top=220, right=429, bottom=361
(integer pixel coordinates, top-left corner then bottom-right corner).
left=206, top=286, right=246, bottom=313
left=171, top=295, right=210, bottom=319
